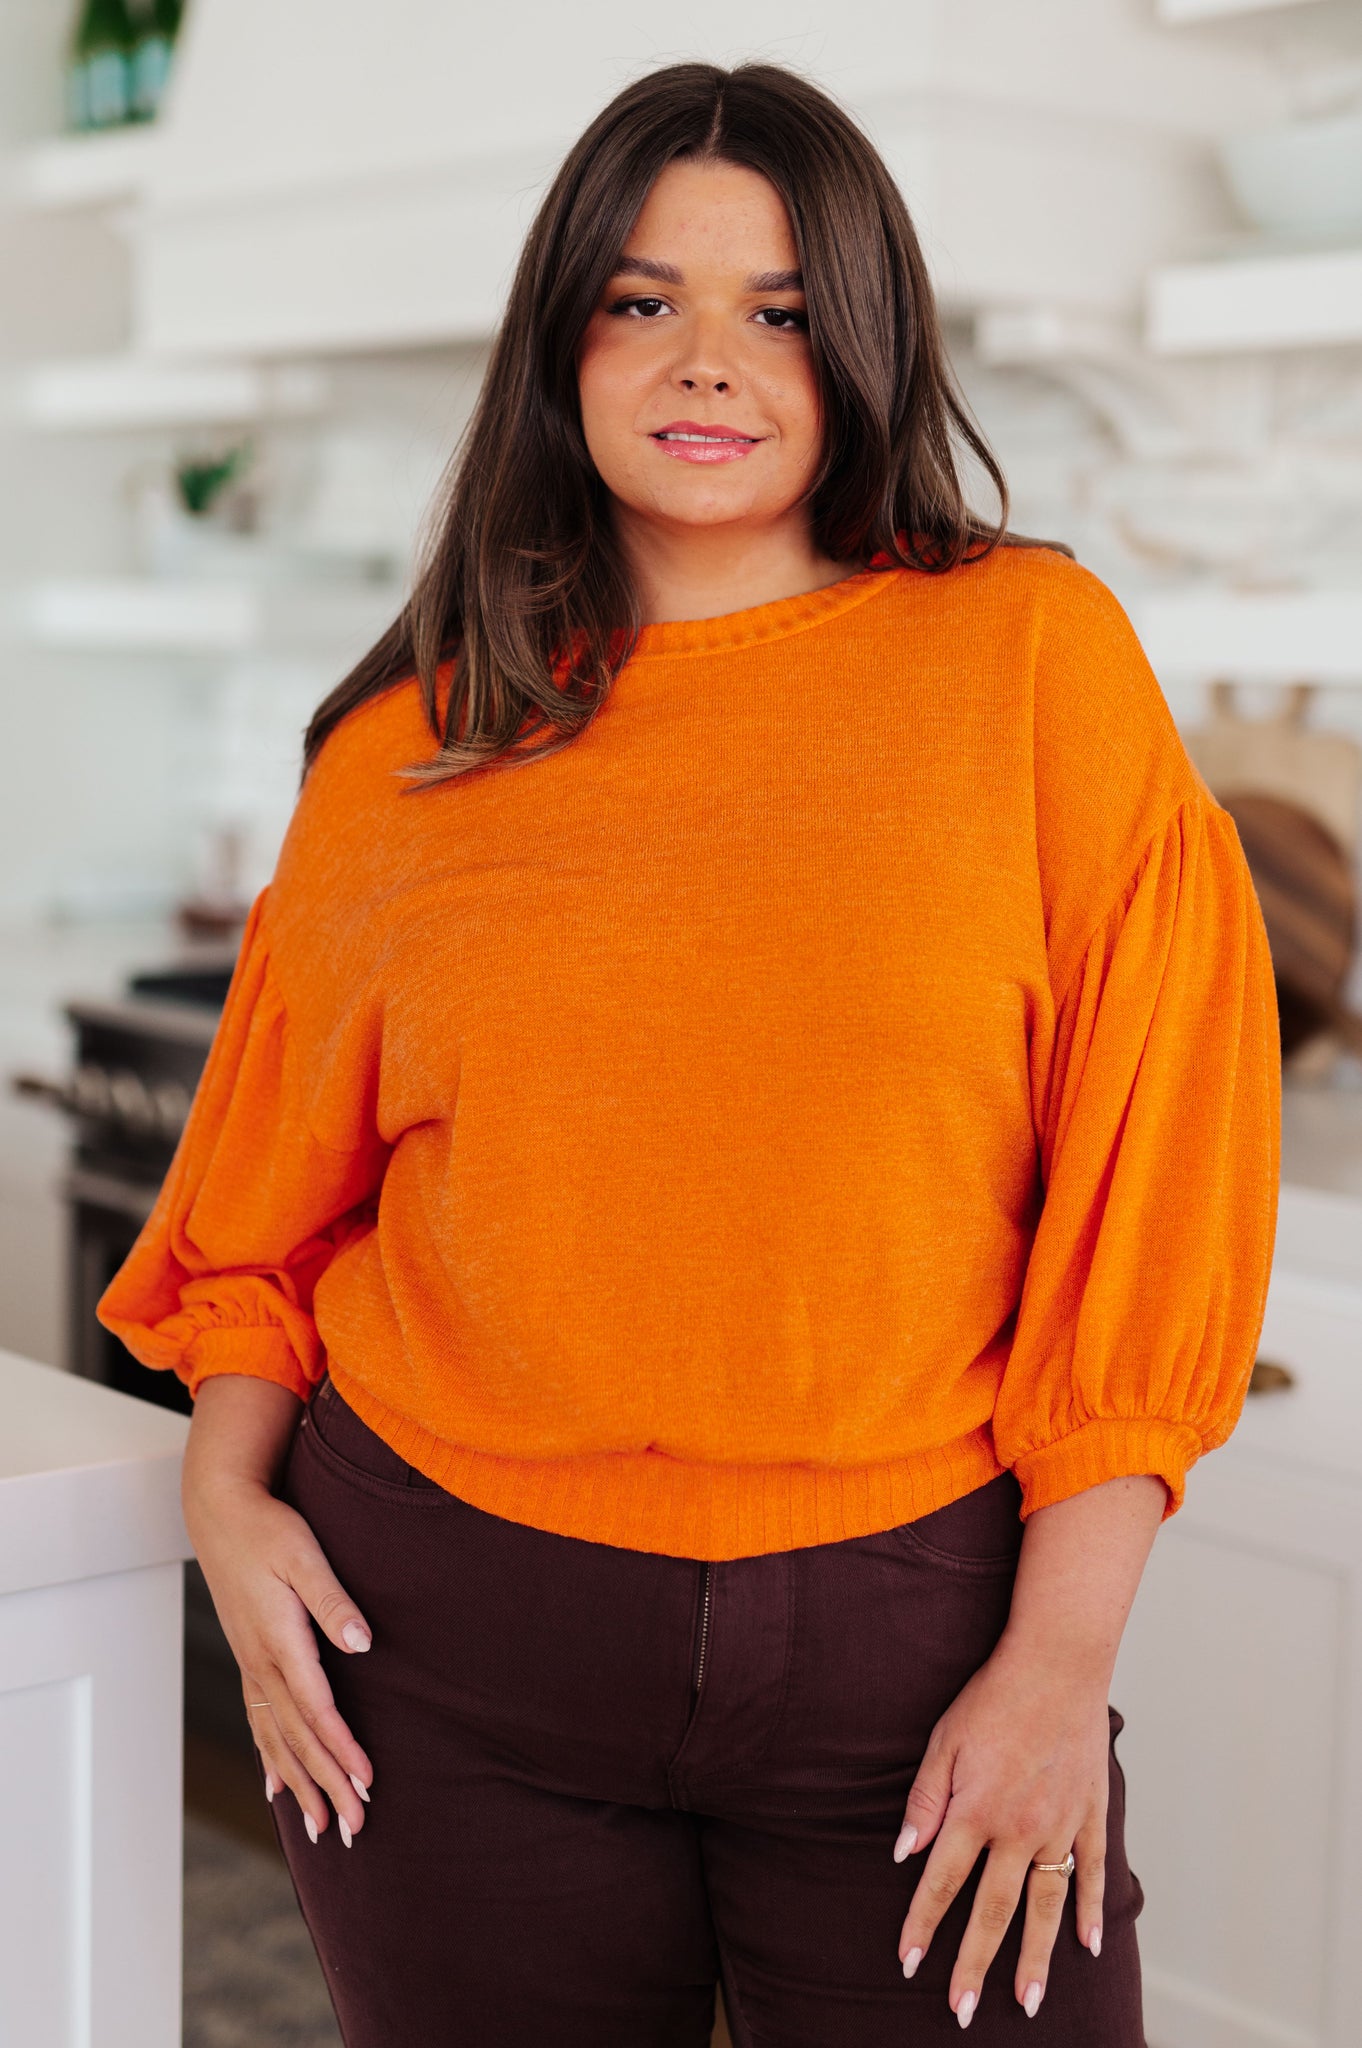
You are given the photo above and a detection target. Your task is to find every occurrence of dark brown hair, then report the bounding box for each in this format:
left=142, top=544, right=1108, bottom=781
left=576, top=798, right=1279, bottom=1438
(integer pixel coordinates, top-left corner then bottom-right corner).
left=302, top=60, right=1069, bottom=789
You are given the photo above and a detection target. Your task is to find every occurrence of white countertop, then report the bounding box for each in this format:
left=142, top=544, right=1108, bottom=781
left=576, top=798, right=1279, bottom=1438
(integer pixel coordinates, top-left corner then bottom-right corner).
left=1281, top=1078, right=1362, bottom=1202
left=0, top=1348, right=191, bottom=1597
left=1277, top=1078, right=1362, bottom=1290
left=1244, top=1265, right=1362, bottom=1489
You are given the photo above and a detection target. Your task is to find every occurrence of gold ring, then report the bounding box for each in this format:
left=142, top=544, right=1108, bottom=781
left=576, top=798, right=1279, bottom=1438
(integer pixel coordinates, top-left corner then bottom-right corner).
left=1032, top=1851, right=1076, bottom=1877
left=246, top=1700, right=271, bottom=1709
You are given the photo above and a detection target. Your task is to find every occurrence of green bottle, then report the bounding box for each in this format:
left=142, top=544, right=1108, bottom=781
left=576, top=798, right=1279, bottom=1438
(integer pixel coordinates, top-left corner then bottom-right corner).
left=128, top=0, right=184, bottom=123
left=67, top=0, right=136, bottom=132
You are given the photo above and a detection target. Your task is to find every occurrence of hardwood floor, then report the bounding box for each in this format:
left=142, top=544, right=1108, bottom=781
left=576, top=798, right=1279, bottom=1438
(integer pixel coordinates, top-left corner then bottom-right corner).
left=182, top=1740, right=340, bottom=2047
left=185, top=1728, right=276, bottom=1850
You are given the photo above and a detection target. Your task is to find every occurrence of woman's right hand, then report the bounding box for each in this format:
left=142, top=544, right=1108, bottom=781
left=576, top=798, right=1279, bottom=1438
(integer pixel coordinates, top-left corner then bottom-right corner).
left=181, top=1374, right=374, bottom=1845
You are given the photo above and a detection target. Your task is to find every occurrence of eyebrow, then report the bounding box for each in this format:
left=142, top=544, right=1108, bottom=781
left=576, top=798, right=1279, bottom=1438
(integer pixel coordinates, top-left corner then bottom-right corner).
left=612, top=256, right=805, bottom=293
left=613, top=256, right=684, bottom=286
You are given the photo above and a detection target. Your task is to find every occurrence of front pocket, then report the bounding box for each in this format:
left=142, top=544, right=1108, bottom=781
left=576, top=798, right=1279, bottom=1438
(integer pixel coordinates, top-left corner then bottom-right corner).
left=297, top=1416, right=458, bottom=1507
left=889, top=1473, right=1025, bottom=1572
left=300, top=1378, right=453, bottom=1505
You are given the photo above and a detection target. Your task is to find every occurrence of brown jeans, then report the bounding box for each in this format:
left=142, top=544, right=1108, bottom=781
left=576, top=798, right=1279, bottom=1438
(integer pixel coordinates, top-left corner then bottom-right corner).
left=267, top=1371, right=1146, bottom=2045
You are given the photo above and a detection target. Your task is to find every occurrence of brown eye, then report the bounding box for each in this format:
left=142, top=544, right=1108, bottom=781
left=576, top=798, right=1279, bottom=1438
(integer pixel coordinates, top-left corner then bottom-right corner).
left=754, top=307, right=808, bottom=331
left=609, top=296, right=671, bottom=319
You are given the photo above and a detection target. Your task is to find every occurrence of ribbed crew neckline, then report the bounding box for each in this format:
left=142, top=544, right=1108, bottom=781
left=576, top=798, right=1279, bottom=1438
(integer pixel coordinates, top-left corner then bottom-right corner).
left=628, top=562, right=899, bottom=660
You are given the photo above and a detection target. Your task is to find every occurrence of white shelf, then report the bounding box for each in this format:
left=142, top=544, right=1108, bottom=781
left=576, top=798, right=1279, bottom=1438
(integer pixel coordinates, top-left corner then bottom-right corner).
left=1132, top=589, right=1362, bottom=683
left=1158, top=0, right=1321, bottom=19
left=1156, top=0, right=1362, bottom=49
left=17, top=577, right=405, bottom=656
left=9, top=125, right=162, bottom=211
left=1147, top=245, right=1362, bottom=353
left=9, top=356, right=331, bottom=431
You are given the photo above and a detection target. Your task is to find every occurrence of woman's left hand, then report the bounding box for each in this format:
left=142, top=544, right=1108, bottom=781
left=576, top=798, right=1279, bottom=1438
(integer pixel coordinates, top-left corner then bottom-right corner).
left=891, top=1633, right=1109, bottom=2028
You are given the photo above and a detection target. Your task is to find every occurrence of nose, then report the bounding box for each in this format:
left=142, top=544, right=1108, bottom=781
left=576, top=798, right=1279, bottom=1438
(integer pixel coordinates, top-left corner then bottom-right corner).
left=670, top=313, right=740, bottom=398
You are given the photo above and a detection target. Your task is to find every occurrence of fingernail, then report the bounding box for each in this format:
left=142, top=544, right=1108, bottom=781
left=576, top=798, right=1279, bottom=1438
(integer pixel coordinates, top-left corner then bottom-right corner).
left=957, top=1989, right=977, bottom=2029
left=1089, top=1928, right=1102, bottom=1959
left=349, top=1772, right=370, bottom=1803
left=893, top=1824, right=918, bottom=1863
left=1024, top=1981, right=1042, bottom=2018
left=304, top=1814, right=318, bottom=1845
left=342, top=1622, right=371, bottom=1653
left=263, top=1771, right=274, bottom=1801
left=902, top=1948, right=922, bottom=1980
left=339, top=1816, right=352, bottom=1848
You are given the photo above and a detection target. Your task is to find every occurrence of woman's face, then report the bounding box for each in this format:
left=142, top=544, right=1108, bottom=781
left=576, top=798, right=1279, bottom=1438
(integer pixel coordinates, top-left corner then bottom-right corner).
left=576, top=159, right=823, bottom=539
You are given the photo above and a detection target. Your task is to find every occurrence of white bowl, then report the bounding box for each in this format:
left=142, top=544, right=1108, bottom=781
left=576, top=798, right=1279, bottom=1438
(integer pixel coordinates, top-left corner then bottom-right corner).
left=1219, top=108, right=1362, bottom=242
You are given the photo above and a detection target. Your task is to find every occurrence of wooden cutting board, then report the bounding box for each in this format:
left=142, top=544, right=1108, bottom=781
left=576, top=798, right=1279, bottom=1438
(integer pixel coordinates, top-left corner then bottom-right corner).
left=1183, top=682, right=1362, bottom=1057
left=1184, top=681, right=1361, bottom=853
left=1218, top=789, right=1357, bottom=1055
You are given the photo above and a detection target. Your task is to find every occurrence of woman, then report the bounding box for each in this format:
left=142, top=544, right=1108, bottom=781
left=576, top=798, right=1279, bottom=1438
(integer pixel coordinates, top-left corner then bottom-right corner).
left=99, top=60, right=1280, bottom=2048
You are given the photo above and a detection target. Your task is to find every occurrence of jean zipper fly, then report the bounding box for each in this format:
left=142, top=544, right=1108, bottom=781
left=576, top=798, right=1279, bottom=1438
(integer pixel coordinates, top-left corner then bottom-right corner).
left=694, top=1562, right=712, bottom=1694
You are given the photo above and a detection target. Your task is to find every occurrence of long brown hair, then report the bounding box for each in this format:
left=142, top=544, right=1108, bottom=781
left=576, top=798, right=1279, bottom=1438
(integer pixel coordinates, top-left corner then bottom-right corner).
left=302, top=61, right=1069, bottom=790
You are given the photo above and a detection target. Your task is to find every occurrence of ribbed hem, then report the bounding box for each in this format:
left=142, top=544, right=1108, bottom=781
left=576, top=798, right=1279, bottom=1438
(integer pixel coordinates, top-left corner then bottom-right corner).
left=327, top=1364, right=1007, bottom=1560
left=1011, top=1417, right=1202, bottom=1523
left=182, top=1327, right=313, bottom=1404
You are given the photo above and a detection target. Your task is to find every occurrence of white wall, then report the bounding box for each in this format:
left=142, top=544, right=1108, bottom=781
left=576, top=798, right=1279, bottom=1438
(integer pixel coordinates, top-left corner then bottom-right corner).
left=152, top=0, right=1284, bottom=204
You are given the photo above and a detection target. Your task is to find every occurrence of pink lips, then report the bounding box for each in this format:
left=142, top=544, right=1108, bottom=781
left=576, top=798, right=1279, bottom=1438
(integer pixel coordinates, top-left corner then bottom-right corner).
left=649, top=419, right=763, bottom=464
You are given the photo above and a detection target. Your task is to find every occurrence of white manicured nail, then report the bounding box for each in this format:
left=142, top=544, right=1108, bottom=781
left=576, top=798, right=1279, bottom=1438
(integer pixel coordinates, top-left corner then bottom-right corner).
left=305, top=1813, right=318, bottom=1845
left=263, top=1772, right=275, bottom=1802
left=893, top=1824, right=918, bottom=1863
left=902, top=1948, right=922, bottom=1979
left=349, top=1772, right=370, bottom=1803
left=339, top=1816, right=352, bottom=1848
left=1089, top=1928, right=1102, bottom=1958
left=957, top=1989, right=977, bottom=2028
left=1024, top=1981, right=1042, bottom=2018
left=342, top=1622, right=371, bottom=1653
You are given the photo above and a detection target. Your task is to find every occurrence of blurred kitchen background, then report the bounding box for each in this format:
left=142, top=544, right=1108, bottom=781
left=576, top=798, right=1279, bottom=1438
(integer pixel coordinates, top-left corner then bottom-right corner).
left=3, top=3, right=1362, bottom=2045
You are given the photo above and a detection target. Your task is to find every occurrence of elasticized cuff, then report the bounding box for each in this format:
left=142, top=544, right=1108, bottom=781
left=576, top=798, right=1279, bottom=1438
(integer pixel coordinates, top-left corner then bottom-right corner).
left=181, top=1326, right=314, bottom=1403
left=1010, top=1415, right=1204, bottom=1522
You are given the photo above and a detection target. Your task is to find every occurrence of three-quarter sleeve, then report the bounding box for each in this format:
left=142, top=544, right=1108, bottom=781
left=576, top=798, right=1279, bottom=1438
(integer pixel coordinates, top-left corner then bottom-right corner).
left=96, top=886, right=391, bottom=1401
left=994, top=793, right=1281, bottom=1521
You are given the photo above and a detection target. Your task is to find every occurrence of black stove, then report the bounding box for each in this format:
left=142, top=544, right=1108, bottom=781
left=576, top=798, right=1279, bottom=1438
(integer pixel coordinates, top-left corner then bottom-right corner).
left=11, top=945, right=254, bottom=1749
left=40, top=953, right=240, bottom=1410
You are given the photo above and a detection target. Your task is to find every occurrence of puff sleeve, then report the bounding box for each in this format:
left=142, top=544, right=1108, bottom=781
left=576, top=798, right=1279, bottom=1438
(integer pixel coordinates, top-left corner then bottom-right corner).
left=95, top=885, right=391, bottom=1401
left=993, top=794, right=1281, bottom=1521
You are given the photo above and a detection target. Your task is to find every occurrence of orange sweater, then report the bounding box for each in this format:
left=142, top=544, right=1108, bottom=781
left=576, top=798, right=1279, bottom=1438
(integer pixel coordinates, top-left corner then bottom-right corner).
left=97, top=548, right=1281, bottom=1560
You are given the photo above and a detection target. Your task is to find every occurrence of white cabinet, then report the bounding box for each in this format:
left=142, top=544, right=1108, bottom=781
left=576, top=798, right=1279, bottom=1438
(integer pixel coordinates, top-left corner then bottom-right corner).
left=1148, top=246, right=1362, bottom=355
left=110, top=0, right=1283, bottom=355
left=1113, top=1248, right=1362, bottom=2048
left=0, top=1350, right=191, bottom=2048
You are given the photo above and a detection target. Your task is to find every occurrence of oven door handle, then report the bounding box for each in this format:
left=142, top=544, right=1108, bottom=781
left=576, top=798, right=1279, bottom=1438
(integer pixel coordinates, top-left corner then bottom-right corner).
left=9, top=1069, right=73, bottom=1110
left=62, top=1166, right=160, bottom=1225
